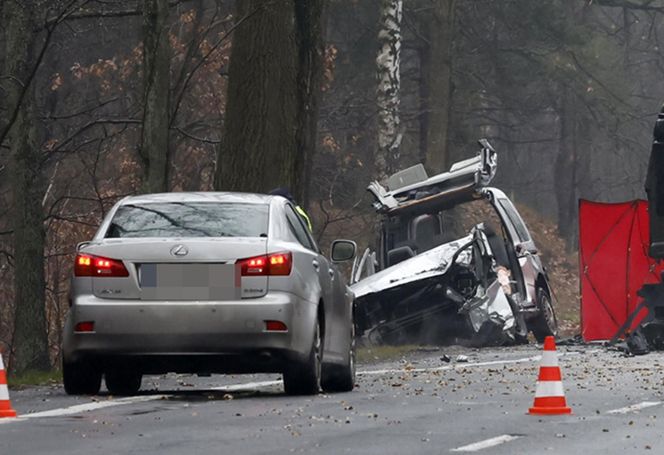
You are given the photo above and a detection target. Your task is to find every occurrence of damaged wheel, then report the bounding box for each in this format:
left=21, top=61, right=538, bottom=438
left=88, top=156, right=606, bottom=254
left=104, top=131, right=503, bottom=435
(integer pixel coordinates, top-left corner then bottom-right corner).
left=531, top=287, right=558, bottom=342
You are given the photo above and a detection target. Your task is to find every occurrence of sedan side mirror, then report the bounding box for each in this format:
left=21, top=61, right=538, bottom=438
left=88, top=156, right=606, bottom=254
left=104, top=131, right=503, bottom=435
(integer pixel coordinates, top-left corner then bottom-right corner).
left=331, top=239, right=357, bottom=263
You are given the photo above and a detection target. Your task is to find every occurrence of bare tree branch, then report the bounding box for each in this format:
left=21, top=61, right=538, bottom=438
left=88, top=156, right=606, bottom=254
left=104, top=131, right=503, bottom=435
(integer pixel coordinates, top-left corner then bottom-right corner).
left=170, top=3, right=267, bottom=125
left=0, top=0, right=83, bottom=147
left=171, top=126, right=220, bottom=144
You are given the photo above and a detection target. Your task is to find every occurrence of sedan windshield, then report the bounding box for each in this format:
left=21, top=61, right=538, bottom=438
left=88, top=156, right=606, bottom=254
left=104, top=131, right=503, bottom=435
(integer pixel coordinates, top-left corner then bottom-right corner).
left=105, top=202, right=269, bottom=238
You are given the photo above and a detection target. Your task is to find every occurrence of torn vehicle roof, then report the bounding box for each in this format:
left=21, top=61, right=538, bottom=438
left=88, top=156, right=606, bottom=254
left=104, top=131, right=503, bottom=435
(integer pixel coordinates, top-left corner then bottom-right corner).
left=351, top=234, right=474, bottom=299
left=367, top=139, right=497, bottom=215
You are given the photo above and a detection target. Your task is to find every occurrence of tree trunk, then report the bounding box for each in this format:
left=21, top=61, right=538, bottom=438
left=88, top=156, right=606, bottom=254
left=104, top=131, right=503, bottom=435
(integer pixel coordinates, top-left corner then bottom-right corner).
left=554, top=1, right=591, bottom=247
left=215, top=0, right=303, bottom=197
left=3, top=0, right=50, bottom=373
left=554, top=86, right=577, bottom=243
left=375, top=0, right=403, bottom=180
left=422, top=0, right=455, bottom=174
left=293, top=0, right=324, bottom=208
left=141, top=0, right=171, bottom=193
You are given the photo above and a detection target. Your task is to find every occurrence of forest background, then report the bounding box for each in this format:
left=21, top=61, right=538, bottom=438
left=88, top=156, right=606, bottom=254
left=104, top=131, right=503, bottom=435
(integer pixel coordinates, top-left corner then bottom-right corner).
left=1, top=0, right=661, bottom=375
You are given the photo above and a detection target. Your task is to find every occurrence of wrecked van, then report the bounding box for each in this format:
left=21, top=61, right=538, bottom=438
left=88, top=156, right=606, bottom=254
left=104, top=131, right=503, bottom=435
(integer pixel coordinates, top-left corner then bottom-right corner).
left=351, top=140, right=558, bottom=346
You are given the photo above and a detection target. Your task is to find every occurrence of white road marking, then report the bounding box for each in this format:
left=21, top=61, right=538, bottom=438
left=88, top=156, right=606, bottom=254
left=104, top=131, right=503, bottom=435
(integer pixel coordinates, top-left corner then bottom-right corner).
left=358, top=355, right=543, bottom=376
left=0, top=419, right=21, bottom=424
left=358, top=349, right=599, bottom=377
left=0, top=379, right=283, bottom=424
left=210, top=379, right=282, bottom=392
left=21, top=395, right=167, bottom=419
left=450, top=434, right=522, bottom=452
left=606, top=401, right=662, bottom=415
left=0, top=350, right=593, bottom=424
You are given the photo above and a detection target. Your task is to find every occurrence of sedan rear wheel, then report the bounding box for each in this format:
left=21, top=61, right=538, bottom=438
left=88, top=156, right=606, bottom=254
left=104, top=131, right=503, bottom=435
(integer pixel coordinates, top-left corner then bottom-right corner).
left=322, top=322, right=356, bottom=393
left=105, top=370, right=142, bottom=396
left=283, top=318, right=322, bottom=396
left=63, top=359, right=102, bottom=395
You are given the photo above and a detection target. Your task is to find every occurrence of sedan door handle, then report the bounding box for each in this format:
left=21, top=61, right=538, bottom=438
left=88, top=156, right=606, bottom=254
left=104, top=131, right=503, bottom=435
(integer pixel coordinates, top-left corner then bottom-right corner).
left=312, top=259, right=320, bottom=270
left=328, top=269, right=335, bottom=278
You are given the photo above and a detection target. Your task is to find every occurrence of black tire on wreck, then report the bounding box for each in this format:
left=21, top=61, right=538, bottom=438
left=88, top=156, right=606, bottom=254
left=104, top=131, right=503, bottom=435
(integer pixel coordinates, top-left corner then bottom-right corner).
left=531, top=287, right=558, bottom=342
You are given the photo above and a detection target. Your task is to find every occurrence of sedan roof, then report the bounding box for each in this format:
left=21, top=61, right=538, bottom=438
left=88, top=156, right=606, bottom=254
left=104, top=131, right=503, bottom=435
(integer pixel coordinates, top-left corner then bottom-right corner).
left=118, top=192, right=274, bottom=205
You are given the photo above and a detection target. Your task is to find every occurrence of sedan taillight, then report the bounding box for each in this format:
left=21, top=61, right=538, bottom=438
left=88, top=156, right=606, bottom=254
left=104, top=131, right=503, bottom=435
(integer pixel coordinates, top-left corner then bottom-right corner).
left=75, top=253, right=129, bottom=277
left=238, top=252, right=292, bottom=276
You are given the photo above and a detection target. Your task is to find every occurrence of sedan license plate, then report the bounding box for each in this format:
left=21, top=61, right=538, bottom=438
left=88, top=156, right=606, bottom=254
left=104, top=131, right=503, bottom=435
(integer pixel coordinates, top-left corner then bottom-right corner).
left=140, top=263, right=240, bottom=300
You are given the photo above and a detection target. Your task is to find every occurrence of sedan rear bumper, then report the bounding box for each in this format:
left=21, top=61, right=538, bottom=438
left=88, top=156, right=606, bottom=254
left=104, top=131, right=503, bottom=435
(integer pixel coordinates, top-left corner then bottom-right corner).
left=63, top=292, right=316, bottom=373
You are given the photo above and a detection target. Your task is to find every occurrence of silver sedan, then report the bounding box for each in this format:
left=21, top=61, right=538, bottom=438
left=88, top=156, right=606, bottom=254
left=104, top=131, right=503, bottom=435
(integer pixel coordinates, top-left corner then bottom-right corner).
left=62, top=192, right=357, bottom=396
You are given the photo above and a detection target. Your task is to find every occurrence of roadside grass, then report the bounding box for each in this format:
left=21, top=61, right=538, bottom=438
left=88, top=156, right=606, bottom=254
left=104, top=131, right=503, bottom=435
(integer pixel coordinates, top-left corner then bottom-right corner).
left=357, top=344, right=421, bottom=364
left=8, top=369, right=62, bottom=389
left=557, top=301, right=581, bottom=336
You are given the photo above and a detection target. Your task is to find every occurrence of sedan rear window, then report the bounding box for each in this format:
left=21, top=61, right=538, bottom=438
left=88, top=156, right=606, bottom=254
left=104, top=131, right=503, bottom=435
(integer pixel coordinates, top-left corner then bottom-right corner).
left=105, top=202, right=269, bottom=238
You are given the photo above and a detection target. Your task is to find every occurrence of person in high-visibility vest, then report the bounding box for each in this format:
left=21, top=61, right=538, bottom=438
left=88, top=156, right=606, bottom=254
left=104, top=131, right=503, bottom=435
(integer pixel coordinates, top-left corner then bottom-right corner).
left=294, top=205, right=313, bottom=232
left=269, top=187, right=312, bottom=232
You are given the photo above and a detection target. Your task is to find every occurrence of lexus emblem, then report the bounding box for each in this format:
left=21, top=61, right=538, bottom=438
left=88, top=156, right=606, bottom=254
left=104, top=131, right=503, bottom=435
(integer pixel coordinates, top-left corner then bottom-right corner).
left=170, top=244, right=189, bottom=257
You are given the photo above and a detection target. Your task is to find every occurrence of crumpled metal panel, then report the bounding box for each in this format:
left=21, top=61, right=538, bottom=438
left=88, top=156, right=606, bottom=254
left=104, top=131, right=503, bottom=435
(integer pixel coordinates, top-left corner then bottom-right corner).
left=462, top=280, right=515, bottom=334
left=351, top=234, right=474, bottom=299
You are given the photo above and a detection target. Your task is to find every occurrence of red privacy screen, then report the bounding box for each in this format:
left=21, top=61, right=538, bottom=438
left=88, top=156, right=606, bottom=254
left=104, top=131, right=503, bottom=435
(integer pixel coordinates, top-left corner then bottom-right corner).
left=579, top=200, right=664, bottom=341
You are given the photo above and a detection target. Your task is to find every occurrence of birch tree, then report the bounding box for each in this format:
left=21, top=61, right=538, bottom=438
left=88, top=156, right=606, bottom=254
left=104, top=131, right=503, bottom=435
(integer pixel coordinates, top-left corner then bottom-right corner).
left=375, top=0, right=403, bottom=179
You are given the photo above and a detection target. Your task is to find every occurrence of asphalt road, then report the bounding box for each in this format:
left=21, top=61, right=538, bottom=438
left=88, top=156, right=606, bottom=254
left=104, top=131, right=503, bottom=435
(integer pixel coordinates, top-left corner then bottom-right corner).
left=2, top=344, right=664, bottom=454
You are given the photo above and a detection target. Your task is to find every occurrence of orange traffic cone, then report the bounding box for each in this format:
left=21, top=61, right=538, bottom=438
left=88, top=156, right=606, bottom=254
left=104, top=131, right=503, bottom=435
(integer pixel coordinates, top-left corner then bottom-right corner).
left=528, top=336, right=572, bottom=415
left=0, top=354, right=17, bottom=418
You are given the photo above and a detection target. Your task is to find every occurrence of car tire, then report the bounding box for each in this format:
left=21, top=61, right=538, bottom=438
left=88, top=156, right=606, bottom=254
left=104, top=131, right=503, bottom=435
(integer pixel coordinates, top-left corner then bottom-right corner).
left=322, top=323, right=356, bottom=393
left=63, top=359, right=102, bottom=395
left=531, top=287, right=558, bottom=342
left=105, top=370, right=142, bottom=396
left=283, top=318, right=322, bottom=396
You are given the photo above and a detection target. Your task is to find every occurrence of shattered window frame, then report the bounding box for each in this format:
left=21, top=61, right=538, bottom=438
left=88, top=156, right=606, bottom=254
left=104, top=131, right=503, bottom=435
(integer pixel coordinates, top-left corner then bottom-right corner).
left=497, top=198, right=531, bottom=243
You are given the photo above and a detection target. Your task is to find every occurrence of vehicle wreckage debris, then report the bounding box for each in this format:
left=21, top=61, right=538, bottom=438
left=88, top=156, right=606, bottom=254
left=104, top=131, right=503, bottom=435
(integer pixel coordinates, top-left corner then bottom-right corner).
left=351, top=140, right=558, bottom=348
